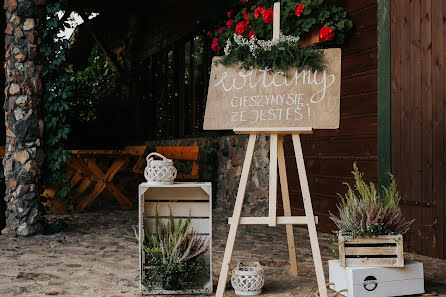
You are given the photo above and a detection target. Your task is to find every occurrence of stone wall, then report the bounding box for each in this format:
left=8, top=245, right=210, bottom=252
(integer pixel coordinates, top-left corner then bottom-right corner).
left=2, top=0, right=44, bottom=236
left=145, top=134, right=270, bottom=217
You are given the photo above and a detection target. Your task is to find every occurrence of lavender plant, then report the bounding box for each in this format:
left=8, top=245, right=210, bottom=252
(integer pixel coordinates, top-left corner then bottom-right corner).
left=330, top=163, right=414, bottom=238
left=134, top=207, right=209, bottom=290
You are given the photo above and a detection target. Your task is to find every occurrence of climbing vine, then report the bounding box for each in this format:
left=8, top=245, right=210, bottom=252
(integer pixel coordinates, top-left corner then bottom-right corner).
left=38, top=0, right=72, bottom=203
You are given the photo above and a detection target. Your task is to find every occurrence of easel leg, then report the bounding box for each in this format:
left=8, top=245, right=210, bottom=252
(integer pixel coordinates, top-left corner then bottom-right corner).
left=277, top=135, right=298, bottom=276
left=292, top=134, right=328, bottom=297
left=268, top=134, right=278, bottom=226
left=216, top=134, right=257, bottom=297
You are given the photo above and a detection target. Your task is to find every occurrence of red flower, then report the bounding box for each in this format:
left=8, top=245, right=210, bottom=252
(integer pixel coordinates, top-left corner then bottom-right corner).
left=235, top=21, right=248, bottom=36
left=254, top=6, right=265, bottom=19
left=240, top=0, right=248, bottom=2
left=248, top=30, right=256, bottom=40
left=295, top=4, right=305, bottom=17
left=227, top=10, right=232, bottom=18
left=319, top=26, right=335, bottom=42
left=226, top=19, right=234, bottom=28
left=207, top=31, right=212, bottom=37
left=244, top=10, right=249, bottom=21
left=218, top=27, right=222, bottom=34
left=262, top=8, right=273, bottom=24
left=211, top=37, right=221, bottom=52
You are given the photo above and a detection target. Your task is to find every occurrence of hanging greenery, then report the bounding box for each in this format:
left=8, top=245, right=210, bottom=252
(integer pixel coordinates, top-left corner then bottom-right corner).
left=38, top=0, right=72, bottom=204
left=209, top=0, right=353, bottom=71
left=68, top=45, right=120, bottom=123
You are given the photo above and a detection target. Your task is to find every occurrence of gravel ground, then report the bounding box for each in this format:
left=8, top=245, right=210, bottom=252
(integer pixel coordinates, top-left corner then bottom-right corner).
left=0, top=208, right=445, bottom=297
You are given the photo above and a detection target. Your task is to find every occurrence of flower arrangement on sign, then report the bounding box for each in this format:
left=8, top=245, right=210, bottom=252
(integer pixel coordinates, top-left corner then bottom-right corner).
left=135, top=207, right=210, bottom=291
left=330, top=163, right=414, bottom=267
left=208, top=0, right=353, bottom=72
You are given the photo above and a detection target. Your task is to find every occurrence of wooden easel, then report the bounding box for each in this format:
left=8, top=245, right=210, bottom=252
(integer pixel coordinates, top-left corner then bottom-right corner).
left=215, top=4, right=328, bottom=297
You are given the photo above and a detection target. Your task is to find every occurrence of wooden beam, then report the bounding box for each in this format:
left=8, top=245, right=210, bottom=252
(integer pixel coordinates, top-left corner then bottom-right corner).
left=228, top=216, right=318, bottom=225
left=377, top=0, right=391, bottom=190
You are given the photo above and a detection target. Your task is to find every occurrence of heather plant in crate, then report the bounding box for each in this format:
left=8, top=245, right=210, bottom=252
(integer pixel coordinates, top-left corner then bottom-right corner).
left=330, top=163, right=413, bottom=238
left=330, top=163, right=414, bottom=267
left=135, top=207, right=209, bottom=290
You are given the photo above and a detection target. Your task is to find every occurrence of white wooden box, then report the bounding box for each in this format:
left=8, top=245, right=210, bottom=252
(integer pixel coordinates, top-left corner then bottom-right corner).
left=329, top=260, right=424, bottom=297
left=138, top=182, right=212, bottom=295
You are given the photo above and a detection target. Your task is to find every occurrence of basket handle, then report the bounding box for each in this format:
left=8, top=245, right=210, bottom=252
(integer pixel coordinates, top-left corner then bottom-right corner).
left=146, top=152, right=170, bottom=163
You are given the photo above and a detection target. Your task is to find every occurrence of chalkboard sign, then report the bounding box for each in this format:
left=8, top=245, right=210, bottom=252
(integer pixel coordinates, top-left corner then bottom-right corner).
left=203, top=48, right=341, bottom=130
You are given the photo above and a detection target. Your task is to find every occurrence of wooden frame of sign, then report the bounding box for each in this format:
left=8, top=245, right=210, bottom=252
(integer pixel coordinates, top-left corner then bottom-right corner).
left=205, top=3, right=341, bottom=297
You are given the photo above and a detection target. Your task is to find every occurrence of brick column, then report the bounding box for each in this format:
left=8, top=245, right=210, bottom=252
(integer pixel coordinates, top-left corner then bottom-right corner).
left=2, top=0, right=44, bottom=236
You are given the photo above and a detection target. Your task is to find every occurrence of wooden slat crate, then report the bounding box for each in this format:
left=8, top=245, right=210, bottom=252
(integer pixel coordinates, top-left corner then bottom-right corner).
left=338, top=234, right=404, bottom=267
left=138, top=182, right=212, bottom=295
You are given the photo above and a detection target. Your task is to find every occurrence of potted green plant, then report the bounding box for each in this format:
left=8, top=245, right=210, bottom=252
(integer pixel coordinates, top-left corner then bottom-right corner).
left=330, top=163, right=414, bottom=267
left=135, top=207, right=210, bottom=291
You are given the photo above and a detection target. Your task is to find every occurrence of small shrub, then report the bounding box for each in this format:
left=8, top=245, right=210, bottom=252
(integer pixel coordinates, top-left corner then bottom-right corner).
left=330, top=163, right=414, bottom=238
left=135, top=207, right=209, bottom=291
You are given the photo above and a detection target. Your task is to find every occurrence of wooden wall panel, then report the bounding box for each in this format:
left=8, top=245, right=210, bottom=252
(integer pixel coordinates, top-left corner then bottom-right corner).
left=391, top=0, right=446, bottom=258
left=282, top=0, right=378, bottom=234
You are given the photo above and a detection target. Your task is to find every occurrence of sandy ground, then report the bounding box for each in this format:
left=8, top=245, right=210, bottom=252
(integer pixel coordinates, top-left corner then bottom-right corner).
left=0, top=208, right=445, bottom=297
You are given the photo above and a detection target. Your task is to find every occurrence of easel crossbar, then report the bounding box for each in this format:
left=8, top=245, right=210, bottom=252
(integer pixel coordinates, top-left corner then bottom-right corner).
left=228, top=216, right=319, bottom=225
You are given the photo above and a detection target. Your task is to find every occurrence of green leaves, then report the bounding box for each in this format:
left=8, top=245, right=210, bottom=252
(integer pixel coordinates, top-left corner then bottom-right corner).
left=38, top=1, right=73, bottom=204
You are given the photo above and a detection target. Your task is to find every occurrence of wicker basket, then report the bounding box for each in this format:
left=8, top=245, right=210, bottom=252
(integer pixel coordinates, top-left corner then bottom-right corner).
left=231, top=262, right=264, bottom=296
left=144, top=152, right=177, bottom=185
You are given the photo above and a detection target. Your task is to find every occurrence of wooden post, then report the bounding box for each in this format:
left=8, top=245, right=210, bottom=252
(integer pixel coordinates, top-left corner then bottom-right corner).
left=273, top=2, right=281, bottom=40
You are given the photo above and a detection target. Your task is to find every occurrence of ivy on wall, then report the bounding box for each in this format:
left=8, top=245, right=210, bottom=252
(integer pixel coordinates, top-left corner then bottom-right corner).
left=38, top=0, right=72, bottom=203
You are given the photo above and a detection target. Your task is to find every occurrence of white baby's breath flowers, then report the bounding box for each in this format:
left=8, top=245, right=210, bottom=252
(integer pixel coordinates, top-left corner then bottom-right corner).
left=224, top=39, right=232, bottom=55
left=225, top=31, right=300, bottom=58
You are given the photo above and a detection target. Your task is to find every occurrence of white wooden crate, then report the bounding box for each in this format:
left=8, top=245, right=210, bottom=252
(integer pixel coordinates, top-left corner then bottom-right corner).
left=329, top=260, right=424, bottom=297
left=138, top=182, right=212, bottom=295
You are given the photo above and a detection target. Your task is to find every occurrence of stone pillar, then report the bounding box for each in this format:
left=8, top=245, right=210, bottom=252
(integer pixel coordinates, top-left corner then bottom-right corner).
left=2, top=0, right=44, bottom=236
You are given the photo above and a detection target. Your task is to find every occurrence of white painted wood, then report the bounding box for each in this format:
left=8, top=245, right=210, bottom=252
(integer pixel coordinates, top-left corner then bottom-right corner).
left=329, top=260, right=424, bottom=297
left=144, top=201, right=209, bottom=217
left=273, top=2, right=280, bottom=40
left=268, top=134, right=278, bottom=226
left=227, top=216, right=318, bottom=225
left=138, top=182, right=212, bottom=295
left=216, top=134, right=257, bottom=297
left=144, top=218, right=210, bottom=234
left=143, top=186, right=209, bottom=201
left=278, top=135, right=298, bottom=276
left=292, top=134, right=327, bottom=297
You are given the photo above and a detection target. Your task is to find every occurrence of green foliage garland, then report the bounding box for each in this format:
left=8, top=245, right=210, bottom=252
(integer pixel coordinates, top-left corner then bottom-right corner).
left=38, top=0, right=72, bottom=203
left=219, top=38, right=324, bottom=72
left=330, top=163, right=414, bottom=238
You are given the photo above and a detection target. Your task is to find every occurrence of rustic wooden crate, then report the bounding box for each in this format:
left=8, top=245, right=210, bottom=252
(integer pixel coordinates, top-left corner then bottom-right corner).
left=338, top=234, right=404, bottom=267
left=138, top=182, right=212, bottom=295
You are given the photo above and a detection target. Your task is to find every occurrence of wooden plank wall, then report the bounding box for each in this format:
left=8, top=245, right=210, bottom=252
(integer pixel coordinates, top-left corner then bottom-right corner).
left=279, top=0, right=378, bottom=231
left=391, top=0, right=445, bottom=259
